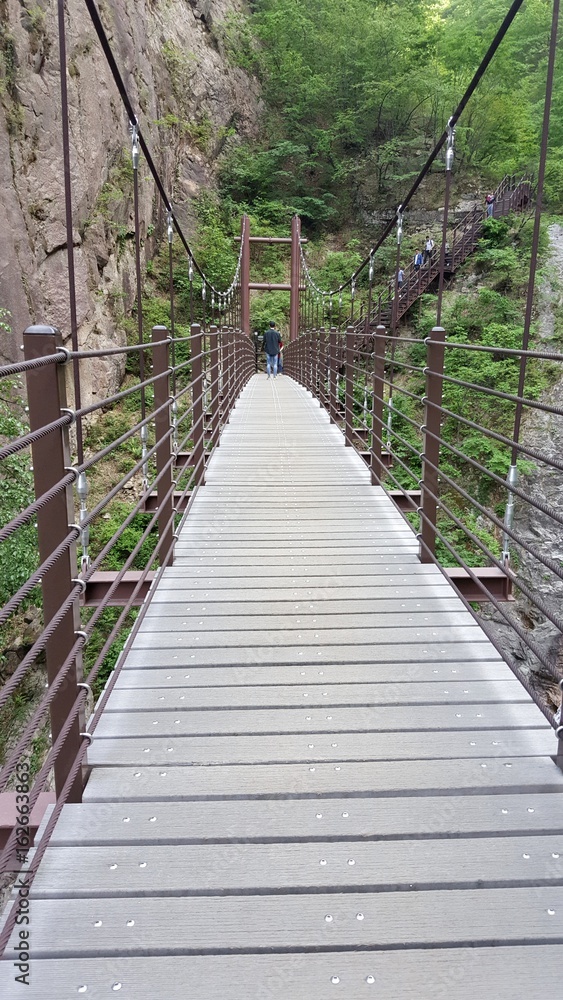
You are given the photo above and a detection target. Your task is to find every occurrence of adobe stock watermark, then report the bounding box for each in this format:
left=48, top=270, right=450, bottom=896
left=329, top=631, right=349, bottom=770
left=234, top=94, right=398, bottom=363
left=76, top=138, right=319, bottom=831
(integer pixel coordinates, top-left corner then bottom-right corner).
left=12, top=759, right=32, bottom=986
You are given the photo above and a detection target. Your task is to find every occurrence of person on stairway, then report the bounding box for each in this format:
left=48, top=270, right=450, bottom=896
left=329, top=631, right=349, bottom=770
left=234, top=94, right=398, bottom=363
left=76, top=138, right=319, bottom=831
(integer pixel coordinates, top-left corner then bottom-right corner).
left=424, top=237, right=434, bottom=263
left=263, top=320, right=281, bottom=378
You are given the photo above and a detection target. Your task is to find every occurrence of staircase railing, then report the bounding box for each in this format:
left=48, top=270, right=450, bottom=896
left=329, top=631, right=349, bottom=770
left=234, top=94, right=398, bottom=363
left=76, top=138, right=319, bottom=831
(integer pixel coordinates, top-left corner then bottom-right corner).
left=356, top=174, right=533, bottom=334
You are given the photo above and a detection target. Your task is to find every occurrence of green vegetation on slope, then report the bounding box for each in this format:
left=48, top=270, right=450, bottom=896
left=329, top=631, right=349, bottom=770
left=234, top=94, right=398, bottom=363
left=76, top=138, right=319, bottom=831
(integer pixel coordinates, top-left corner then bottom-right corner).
left=217, top=0, right=562, bottom=225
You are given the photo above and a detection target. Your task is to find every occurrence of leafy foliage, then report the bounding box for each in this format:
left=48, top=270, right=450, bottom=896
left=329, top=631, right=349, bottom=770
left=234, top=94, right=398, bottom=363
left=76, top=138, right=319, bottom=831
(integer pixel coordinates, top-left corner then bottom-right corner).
left=81, top=606, right=139, bottom=699
left=217, top=0, right=563, bottom=224
left=0, top=367, right=38, bottom=609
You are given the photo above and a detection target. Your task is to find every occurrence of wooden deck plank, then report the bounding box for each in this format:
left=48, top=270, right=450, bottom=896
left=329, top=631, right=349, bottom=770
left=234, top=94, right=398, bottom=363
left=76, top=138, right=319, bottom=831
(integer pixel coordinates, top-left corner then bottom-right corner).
left=30, top=835, right=563, bottom=897
left=149, top=584, right=473, bottom=602
left=113, top=660, right=518, bottom=685
left=159, top=568, right=451, bottom=585
left=172, top=553, right=422, bottom=566
left=2, top=948, right=562, bottom=1000
left=142, top=597, right=484, bottom=616
left=83, top=757, right=563, bottom=801
left=104, top=680, right=527, bottom=710
left=86, top=729, right=556, bottom=766
left=122, top=643, right=501, bottom=668
left=4, top=888, right=563, bottom=957
left=131, top=624, right=485, bottom=649
left=93, top=702, right=547, bottom=738
left=48, top=793, right=563, bottom=846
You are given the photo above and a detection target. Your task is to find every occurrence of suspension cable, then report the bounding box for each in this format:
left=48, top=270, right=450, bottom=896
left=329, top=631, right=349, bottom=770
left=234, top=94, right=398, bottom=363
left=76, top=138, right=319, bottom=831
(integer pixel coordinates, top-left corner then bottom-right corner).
left=82, top=0, right=243, bottom=298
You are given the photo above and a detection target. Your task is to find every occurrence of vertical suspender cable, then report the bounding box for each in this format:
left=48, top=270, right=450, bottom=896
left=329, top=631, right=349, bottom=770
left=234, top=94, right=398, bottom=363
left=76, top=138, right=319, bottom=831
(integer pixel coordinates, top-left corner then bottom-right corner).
left=167, top=211, right=177, bottom=396
left=57, top=0, right=83, bottom=465
left=387, top=208, right=403, bottom=450
left=436, top=121, right=455, bottom=326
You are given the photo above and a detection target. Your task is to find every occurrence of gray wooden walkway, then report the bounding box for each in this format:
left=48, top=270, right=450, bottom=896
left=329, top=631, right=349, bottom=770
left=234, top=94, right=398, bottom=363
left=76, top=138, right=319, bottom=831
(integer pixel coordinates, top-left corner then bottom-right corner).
left=2, top=374, right=563, bottom=997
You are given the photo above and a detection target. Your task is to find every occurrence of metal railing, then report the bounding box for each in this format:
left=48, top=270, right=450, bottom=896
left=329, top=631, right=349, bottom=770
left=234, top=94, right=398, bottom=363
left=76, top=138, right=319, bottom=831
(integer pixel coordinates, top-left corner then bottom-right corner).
left=285, top=324, right=563, bottom=761
left=0, top=318, right=253, bottom=951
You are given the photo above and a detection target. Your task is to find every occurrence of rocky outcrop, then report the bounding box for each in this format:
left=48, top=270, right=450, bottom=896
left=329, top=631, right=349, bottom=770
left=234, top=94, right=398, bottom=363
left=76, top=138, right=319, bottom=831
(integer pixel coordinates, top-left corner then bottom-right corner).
left=0, top=0, right=260, bottom=401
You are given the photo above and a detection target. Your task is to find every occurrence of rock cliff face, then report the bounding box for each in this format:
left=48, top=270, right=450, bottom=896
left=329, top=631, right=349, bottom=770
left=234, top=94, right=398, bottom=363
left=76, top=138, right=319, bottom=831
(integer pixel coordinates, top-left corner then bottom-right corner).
left=0, top=0, right=259, bottom=397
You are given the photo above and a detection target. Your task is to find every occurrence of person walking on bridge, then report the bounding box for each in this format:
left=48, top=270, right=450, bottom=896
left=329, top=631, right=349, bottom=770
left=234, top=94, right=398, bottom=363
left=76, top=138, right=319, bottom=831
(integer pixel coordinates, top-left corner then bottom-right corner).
left=263, top=320, right=281, bottom=378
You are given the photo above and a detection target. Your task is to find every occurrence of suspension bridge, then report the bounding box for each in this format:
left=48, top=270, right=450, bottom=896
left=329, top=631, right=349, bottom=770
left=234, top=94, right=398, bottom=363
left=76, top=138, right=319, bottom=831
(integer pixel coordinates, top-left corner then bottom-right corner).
left=1, top=1, right=562, bottom=997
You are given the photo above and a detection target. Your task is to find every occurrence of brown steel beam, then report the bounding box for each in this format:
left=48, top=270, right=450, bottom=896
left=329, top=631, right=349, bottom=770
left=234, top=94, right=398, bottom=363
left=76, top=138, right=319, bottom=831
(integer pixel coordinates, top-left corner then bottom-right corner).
left=240, top=215, right=251, bottom=335
left=388, top=489, right=422, bottom=511
left=248, top=282, right=292, bottom=291
left=0, top=792, right=55, bottom=853
left=234, top=236, right=308, bottom=244
left=152, top=325, right=174, bottom=568
left=290, top=215, right=301, bottom=342
left=82, top=571, right=155, bottom=608
left=359, top=450, right=393, bottom=468
left=143, top=491, right=193, bottom=513
left=175, top=450, right=211, bottom=469
left=445, top=566, right=513, bottom=602
left=24, top=325, right=85, bottom=801
left=420, top=326, right=446, bottom=562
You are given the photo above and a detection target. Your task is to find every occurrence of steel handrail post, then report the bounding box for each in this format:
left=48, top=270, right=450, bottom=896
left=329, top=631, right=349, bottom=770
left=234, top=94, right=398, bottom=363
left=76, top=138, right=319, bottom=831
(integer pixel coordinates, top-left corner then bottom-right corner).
left=151, top=326, right=175, bottom=568
left=209, top=324, right=220, bottom=449
left=329, top=328, right=337, bottom=423
left=232, top=331, right=239, bottom=402
left=224, top=327, right=233, bottom=421
left=239, top=331, right=246, bottom=396
left=239, top=331, right=246, bottom=397
left=239, top=336, right=250, bottom=392
left=557, top=724, right=563, bottom=773
left=190, top=323, right=205, bottom=486
left=318, top=327, right=326, bottom=409
left=231, top=329, right=241, bottom=410
left=371, top=324, right=387, bottom=485
left=420, top=326, right=446, bottom=562
left=23, top=325, right=85, bottom=801
left=221, top=326, right=229, bottom=423
left=345, top=326, right=355, bottom=446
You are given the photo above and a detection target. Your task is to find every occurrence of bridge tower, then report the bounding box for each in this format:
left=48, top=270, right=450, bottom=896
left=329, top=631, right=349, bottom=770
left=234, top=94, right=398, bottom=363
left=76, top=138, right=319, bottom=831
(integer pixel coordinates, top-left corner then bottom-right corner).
left=239, top=214, right=302, bottom=342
